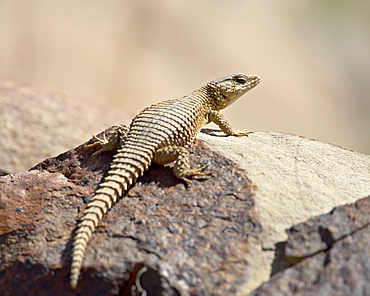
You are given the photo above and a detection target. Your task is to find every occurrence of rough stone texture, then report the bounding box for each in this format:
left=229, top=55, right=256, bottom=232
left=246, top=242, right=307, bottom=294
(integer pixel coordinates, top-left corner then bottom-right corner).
left=0, top=130, right=259, bottom=296
left=199, top=130, right=370, bottom=293
left=285, top=195, right=370, bottom=261
left=0, top=79, right=131, bottom=174
left=250, top=195, right=370, bottom=296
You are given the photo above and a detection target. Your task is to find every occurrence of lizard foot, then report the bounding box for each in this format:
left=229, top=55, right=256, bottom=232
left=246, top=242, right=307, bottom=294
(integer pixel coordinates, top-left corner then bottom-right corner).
left=180, top=164, right=213, bottom=185
left=85, top=134, right=108, bottom=149
left=230, top=129, right=253, bottom=137
left=84, top=134, right=112, bottom=158
left=84, top=125, right=128, bottom=158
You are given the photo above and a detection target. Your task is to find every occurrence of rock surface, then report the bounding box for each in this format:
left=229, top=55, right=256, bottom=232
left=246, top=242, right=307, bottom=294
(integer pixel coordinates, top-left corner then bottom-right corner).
left=199, top=130, right=370, bottom=293
left=285, top=195, right=370, bottom=261
left=250, top=195, right=370, bottom=296
left=0, top=130, right=259, bottom=296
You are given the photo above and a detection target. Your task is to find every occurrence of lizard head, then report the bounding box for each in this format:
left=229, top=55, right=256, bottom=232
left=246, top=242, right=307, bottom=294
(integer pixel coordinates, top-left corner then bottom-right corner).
left=207, top=73, right=260, bottom=110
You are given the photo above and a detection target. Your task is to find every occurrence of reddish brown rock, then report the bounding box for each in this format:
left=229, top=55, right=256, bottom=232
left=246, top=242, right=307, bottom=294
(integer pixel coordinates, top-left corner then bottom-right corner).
left=0, top=129, right=259, bottom=296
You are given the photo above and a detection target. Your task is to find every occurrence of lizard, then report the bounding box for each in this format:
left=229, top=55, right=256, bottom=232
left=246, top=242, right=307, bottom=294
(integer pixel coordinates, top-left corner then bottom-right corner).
left=70, top=73, right=261, bottom=289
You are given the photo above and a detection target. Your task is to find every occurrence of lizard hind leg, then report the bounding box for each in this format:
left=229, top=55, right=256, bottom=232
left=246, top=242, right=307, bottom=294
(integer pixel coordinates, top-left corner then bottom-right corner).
left=85, top=124, right=129, bottom=158
left=153, top=146, right=213, bottom=185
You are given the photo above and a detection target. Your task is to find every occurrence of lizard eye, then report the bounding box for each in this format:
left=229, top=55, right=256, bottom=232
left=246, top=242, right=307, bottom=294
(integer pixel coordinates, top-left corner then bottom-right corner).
left=233, top=75, right=247, bottom=84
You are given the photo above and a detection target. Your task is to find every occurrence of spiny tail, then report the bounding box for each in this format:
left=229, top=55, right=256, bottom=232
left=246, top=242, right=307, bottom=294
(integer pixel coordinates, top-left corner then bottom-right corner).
left=70, top=148, right=153, bottom=289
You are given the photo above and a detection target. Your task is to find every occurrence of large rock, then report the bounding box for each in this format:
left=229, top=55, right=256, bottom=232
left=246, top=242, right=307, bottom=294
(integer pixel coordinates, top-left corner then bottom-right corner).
left=0, top=130, right=259, bottom=296
left=199, top=130, right=370, bottom=293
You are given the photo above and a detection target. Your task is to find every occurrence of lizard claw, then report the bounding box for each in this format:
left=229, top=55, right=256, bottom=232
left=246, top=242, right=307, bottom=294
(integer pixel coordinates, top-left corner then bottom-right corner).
left=84, top=134, right=110, bottom=158
left=85, top=134, right=108, bottom=149
left=231, top=129, right=253, bottom=137
left=186, top=165, right=213, bottom=182
left=177, top=164, right=213, bottom=185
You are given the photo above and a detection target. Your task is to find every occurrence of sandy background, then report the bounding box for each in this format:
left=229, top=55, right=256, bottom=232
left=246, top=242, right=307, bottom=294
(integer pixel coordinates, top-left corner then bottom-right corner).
left=0, top=1, right=369, bottom=154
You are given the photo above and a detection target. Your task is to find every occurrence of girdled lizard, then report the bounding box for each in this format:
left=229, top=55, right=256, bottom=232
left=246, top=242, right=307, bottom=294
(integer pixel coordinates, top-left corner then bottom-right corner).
left=70, top=73, right=261, bottom=289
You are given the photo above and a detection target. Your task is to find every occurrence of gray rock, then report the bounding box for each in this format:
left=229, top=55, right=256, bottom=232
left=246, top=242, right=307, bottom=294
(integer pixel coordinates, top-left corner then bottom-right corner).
left=251, top=196, right=370, bottom=296
left=285, top=195, right=370, bottom=260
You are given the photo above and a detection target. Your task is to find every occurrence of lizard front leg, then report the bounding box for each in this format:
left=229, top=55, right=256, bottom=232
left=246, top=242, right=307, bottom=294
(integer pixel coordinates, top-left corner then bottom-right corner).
left=208, top=110, right=253, bottom=137
left=153, top=146, right=212, bottom=184
left=85, top=124, right=129, bottom=157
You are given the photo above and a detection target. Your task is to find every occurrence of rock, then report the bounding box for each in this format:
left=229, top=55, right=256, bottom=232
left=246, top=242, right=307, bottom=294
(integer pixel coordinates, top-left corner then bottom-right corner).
left=250, top=195, right=370, bottom=296
left=0, top=79, right=131, bottom=174
left=199, top=130, right=370, bottom=293
left=0, top=130, right=259, bottom=296
left=285, top=195, right=370, bottom=261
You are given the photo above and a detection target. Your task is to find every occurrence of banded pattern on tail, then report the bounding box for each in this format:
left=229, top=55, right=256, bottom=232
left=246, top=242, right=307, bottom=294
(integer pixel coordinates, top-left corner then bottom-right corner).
left=70, top=145, right=155, bottom=289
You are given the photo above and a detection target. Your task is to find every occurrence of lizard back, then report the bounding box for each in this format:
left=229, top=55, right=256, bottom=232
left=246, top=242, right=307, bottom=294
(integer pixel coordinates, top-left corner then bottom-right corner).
left=129, top=89, right=211, bottom=149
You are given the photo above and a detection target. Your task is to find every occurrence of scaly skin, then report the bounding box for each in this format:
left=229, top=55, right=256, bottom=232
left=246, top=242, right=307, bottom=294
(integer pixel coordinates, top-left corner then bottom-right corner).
left=70, top=73, right=261, bottom=288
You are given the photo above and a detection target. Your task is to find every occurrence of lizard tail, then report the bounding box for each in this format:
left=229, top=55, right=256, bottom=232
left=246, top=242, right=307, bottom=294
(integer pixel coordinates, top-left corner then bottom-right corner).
left=70, top=147, right=153, bottom=289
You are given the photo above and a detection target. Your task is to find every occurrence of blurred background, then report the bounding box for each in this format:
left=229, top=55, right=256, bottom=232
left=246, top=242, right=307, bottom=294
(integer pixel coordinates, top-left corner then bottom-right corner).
left=0, top=0, right=369, bottom=154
